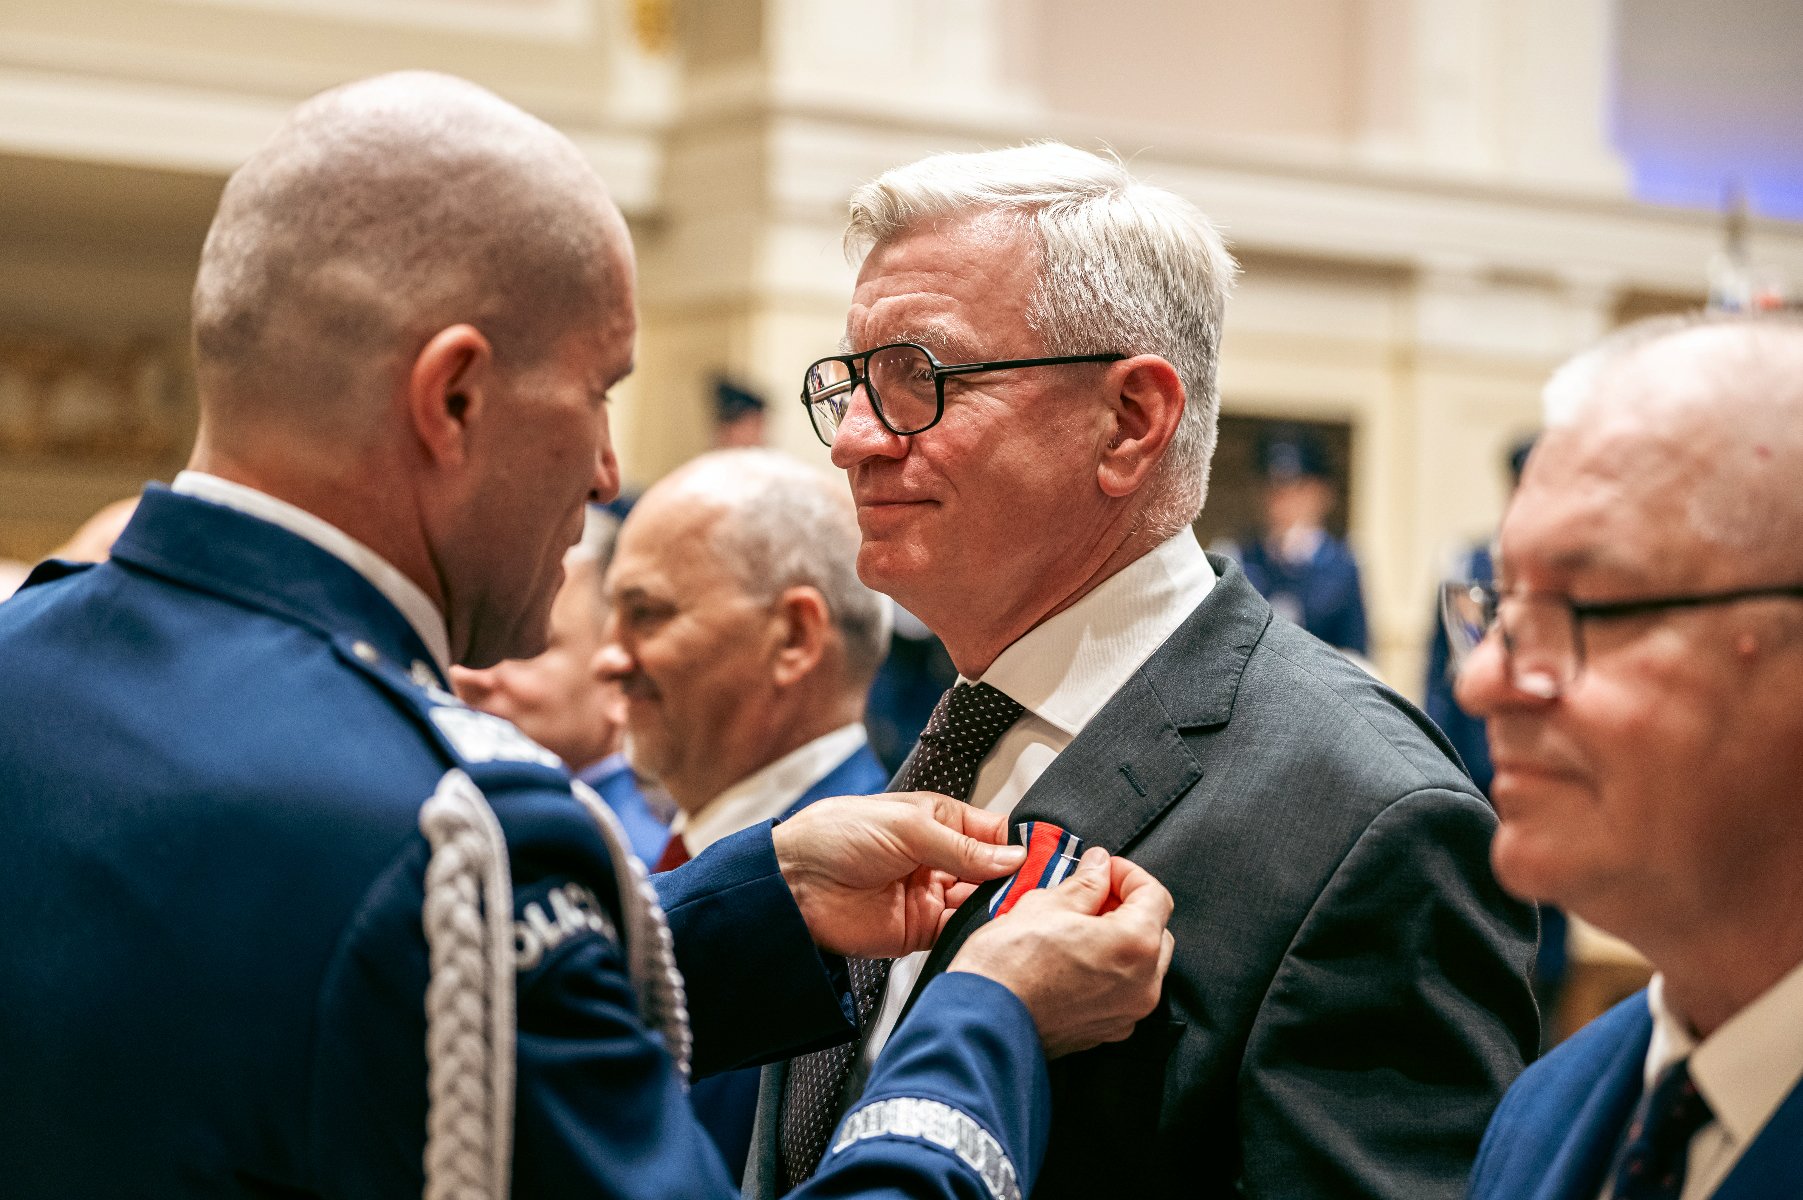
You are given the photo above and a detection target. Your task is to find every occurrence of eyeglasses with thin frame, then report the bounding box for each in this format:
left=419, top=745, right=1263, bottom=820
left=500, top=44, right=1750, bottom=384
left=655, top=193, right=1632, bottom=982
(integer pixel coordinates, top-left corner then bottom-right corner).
left=1440, top=580, right=1803, bottom=699
left=801, top=341, right=1126, bottom=447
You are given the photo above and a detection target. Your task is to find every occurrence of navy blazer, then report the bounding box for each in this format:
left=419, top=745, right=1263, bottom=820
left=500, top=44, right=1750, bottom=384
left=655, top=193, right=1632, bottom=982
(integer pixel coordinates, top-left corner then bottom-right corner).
left=1469, top=991, right=1803, bottom=1199
left=690, top=742, right=890, bottom=1181
left=0, top=486, right=1051, bottom=1199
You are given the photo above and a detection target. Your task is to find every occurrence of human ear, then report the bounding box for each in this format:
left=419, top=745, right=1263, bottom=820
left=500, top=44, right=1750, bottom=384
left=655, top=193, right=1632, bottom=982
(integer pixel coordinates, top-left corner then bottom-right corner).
left=772, top=586, right=830, bottom=687
left=1098, top=356, right=1186, bottom=498
left=406, top=324, right=494, bottom=469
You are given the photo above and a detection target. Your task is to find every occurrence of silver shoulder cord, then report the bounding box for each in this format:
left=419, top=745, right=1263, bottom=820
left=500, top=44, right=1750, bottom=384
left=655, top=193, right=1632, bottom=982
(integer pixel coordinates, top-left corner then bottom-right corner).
left=418, top=768, right=692, bottom=1200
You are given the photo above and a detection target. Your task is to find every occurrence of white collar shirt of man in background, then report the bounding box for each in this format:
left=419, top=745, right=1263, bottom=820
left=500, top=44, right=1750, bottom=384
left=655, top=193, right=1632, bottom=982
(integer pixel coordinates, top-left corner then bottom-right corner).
left=173, top=471, right=452, bottom=671
left=855, top=528, right=1216, bottom=1081
left=670, top=722, right=870, bottom=857
left=1597, top=961, right=1803, bottom=1200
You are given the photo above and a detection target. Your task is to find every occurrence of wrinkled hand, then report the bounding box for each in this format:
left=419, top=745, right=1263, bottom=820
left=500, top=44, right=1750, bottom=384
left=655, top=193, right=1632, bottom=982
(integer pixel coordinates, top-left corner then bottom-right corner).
left=773, top=792, right=1027, bottom=959
left=949, top=847, right=1175, bottom=1058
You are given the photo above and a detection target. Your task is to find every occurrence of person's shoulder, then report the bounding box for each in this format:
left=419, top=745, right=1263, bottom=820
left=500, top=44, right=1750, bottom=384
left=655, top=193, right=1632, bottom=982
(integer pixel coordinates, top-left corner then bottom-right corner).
left=1472, top=991, right=1651, bottom=1194
left=1238, top=619, right=1471, bottom=795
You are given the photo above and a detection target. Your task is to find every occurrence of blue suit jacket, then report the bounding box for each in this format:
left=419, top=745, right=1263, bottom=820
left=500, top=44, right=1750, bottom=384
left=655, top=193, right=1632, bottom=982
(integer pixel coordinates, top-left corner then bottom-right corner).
left=1469, top=991, right=1803, bottom=1199
left=0, top=486, right=1050, bottom=1199
left=580, top=753, right=671, bottom=865
left=691, top=743, right=890, bottom=1182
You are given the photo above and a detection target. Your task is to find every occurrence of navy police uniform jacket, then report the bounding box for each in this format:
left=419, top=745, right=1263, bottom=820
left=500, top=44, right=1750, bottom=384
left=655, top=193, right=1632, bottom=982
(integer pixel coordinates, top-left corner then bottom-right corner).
left=0, top=486, right=1048, bottom=1199
left=1236, top=533, right=1370, bottom=656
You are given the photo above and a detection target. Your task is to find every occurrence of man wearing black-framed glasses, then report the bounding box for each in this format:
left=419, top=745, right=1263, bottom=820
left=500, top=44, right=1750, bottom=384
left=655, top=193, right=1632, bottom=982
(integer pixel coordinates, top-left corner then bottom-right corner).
left=751, top=141, right=1538, bottom=1200
left=1458, top=312, right=1803, bottom=1200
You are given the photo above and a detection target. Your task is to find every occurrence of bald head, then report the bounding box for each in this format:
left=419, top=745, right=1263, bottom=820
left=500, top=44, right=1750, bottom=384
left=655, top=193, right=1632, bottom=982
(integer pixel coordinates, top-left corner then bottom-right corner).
left=1537, top=313, right=1803, bottom=579
left=192, top=71, right=627, bottom=442
left=647, top=450, right=889, bottom=686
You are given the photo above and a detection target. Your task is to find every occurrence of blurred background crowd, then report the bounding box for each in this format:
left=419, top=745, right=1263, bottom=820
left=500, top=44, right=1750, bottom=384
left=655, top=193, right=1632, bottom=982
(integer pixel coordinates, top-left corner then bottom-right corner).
left=2, top=0, right=1798, bottom=1057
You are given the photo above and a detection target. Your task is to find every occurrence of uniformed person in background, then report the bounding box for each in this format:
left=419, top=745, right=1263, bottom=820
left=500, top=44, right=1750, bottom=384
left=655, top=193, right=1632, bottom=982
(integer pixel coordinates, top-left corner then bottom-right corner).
left=1225, top=429, right=1371, bottom=658
left=0, top=71, right=1175, bottom=1199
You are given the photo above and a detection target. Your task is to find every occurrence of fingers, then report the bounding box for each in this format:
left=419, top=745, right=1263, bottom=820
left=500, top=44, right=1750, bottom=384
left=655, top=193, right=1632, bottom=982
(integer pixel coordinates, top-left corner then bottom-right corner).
left=891, top=800, right=1025, bottom=882
left=1011, top=846, right=1110, bottom=918
left=1108, top=857, right=1174, bottom=927
left=897, top=790, right=1013, bottom=849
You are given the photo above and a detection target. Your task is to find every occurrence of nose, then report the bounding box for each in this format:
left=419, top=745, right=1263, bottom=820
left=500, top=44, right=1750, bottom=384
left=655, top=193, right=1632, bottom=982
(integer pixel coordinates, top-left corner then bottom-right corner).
left=1453, top=624, right=1550, bottom=717
left=449, top=664, right=495, bottom=707
left=591, top=410, right=621, bottom=504
left=828, top=382, right=908, bottom=470
left=589, top=624, right=634, bottom=685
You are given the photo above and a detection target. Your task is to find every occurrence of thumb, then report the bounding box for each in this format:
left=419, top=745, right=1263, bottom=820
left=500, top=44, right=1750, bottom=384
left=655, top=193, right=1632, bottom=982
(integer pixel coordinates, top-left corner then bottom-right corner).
left=904, top=811, right=1026, bottom=882
left=1027, top=846, right=1111, bottom=916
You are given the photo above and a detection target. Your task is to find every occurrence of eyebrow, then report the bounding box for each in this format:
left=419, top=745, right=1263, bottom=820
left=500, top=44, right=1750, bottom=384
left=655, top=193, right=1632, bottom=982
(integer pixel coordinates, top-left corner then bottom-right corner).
left=1497, top=543, right=1657, bottom=590
left=839, top=323, right=978, bottom=362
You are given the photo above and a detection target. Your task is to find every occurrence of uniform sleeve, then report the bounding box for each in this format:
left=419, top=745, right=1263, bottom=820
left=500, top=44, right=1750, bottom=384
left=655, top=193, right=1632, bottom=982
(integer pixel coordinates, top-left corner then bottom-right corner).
left=656, top=822, right=858, bottom=1078
left=304, top=801, right=743, bottom=1200
left=1235, top=788, right=1539, bottom=1199
left=802, top=971, right=1050, bottom=1200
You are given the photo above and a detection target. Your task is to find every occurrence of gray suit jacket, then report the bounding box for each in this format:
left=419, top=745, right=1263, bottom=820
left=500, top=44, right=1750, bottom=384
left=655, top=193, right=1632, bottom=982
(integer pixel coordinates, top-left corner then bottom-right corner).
left=747, top=557, right=1538, bottom=1198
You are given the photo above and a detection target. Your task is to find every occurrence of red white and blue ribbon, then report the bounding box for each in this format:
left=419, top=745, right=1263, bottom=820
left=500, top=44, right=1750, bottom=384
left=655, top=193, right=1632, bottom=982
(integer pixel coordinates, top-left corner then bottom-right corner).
left=988, top=821, right=1084, bottom=919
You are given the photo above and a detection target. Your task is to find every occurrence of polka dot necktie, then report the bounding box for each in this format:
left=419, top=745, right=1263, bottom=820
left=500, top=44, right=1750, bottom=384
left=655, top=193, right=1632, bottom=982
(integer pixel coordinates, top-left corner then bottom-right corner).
left=776, top=681, right=1026, bottom=1190
left=1609, top=1058, right=1714, bottom=1200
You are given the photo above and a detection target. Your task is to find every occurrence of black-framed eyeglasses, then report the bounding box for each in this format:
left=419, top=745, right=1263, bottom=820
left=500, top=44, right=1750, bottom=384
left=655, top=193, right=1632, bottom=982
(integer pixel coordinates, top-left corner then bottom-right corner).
left=1440, top=580, right=1803, bottom=699
left=800, top=341, right=1126, bottom=446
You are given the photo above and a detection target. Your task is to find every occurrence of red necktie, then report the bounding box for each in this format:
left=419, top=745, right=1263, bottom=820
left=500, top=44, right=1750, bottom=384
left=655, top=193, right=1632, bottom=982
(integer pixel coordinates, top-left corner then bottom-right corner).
left=651, top=833, right=691, bottom=873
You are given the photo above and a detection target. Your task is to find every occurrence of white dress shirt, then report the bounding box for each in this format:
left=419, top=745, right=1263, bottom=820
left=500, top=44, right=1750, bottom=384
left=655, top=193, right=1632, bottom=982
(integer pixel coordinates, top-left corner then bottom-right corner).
left=1600, top=961, right=1803, bottom=1199
left=671, top=723, right=871, bottom=856
left=173, top=471, right=452, bottom=671
left=854, top=529, right=1216, bottom=1079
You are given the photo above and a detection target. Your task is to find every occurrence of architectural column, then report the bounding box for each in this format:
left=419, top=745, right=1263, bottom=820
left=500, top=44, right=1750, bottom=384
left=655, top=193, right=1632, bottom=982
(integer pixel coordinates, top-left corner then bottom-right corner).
left=625, top=0, right=1037, bottom=486
left=1356, top=0, right=1626, bottom=194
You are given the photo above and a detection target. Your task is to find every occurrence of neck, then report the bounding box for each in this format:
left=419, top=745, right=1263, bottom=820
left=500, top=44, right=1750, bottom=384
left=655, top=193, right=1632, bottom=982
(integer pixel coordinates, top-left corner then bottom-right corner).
left=1620, top=904, right=1803, bottom=1038
left=187, top=435, right=443, bottom=613
left=667, top=688, right=861, bottom=817
left=932, top=523, right=1165, bottom=679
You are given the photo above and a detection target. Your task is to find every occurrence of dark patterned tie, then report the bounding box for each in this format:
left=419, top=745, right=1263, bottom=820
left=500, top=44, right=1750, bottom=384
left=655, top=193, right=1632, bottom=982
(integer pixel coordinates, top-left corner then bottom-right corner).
left=776, top=681, right=1025, bottom=1190
left=1609, top=1058, right=1714, bottom=1200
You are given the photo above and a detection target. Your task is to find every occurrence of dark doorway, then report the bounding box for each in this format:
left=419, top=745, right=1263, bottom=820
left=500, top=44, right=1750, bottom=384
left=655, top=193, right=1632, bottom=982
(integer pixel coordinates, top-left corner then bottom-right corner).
left=1193, top=413, right=1355, bottom=550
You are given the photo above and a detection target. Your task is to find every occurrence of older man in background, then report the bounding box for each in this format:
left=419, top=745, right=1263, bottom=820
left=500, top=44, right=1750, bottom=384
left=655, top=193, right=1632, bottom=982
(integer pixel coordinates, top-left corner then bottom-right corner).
left=452, top=507, right=670, bottom=862
left=1455, top=313, right=1803, bottom=1199
left=750, top=142, right=1538, bottom=1200
left=593, top=447, right=891, bottom=1178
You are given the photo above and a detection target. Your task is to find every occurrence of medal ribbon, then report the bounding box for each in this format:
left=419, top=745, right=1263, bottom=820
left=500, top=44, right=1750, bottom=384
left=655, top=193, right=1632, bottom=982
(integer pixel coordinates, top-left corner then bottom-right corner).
left=987, top=820, right=1085, bottom=918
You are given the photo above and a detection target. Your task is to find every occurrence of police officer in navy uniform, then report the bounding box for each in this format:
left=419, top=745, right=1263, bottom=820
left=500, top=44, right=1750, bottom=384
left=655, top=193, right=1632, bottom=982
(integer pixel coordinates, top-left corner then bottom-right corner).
left=1228, top=430, right=1371, bottom=657
left=0, top=72, right=1174, bottom=1199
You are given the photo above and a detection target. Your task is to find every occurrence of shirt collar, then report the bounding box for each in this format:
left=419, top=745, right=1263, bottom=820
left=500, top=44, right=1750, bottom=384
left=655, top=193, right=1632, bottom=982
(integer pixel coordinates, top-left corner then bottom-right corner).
left=670, top=723, right=870, bottom=854
left=1645, top=960, right=1803, bottom=1151
left=173, top=471, right=451, bottom=671
left=976, top=529, right=1215, bottom=736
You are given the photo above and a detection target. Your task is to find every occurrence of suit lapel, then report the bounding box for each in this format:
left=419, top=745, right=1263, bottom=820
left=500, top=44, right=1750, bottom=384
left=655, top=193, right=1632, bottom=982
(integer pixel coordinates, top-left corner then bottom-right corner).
left=783, top=745, right=888, bottom=820
left=1712, top=1078, right=1803, bottom=1200
left=898, top=558, right=1270, bottom=1018
left=1533, top=1010, right=1652, bottom=1200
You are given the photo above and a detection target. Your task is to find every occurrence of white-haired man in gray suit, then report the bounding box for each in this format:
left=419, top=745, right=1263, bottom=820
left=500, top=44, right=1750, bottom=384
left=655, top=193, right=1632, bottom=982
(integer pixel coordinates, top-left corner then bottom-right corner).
left=747, top=142, right=1540, bottom=1200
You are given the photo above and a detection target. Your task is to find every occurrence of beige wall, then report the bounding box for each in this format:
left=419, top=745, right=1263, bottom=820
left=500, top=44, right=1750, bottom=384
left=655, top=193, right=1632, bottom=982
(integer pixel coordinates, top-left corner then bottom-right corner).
left=6, top=0, right=1803, bottom=694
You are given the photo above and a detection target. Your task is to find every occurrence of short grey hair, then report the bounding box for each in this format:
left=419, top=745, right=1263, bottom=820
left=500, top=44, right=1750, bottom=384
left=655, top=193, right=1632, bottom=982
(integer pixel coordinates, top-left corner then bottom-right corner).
left=846, top=142, right=1238, bottom=534
left=192, top=72, right=624, bottom=427
left=670, top=450, right=891, bottom=686
left=1541, top=309, right=1803, bottom=569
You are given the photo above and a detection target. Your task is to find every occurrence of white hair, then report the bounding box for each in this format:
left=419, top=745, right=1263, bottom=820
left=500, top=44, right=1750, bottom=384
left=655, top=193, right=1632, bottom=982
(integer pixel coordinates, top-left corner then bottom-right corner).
left=668, top=450, right=891, bottom=686
left=1541, top=310, right=1803, bottom=570
left=846, top=142, right=1238, bottom=534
